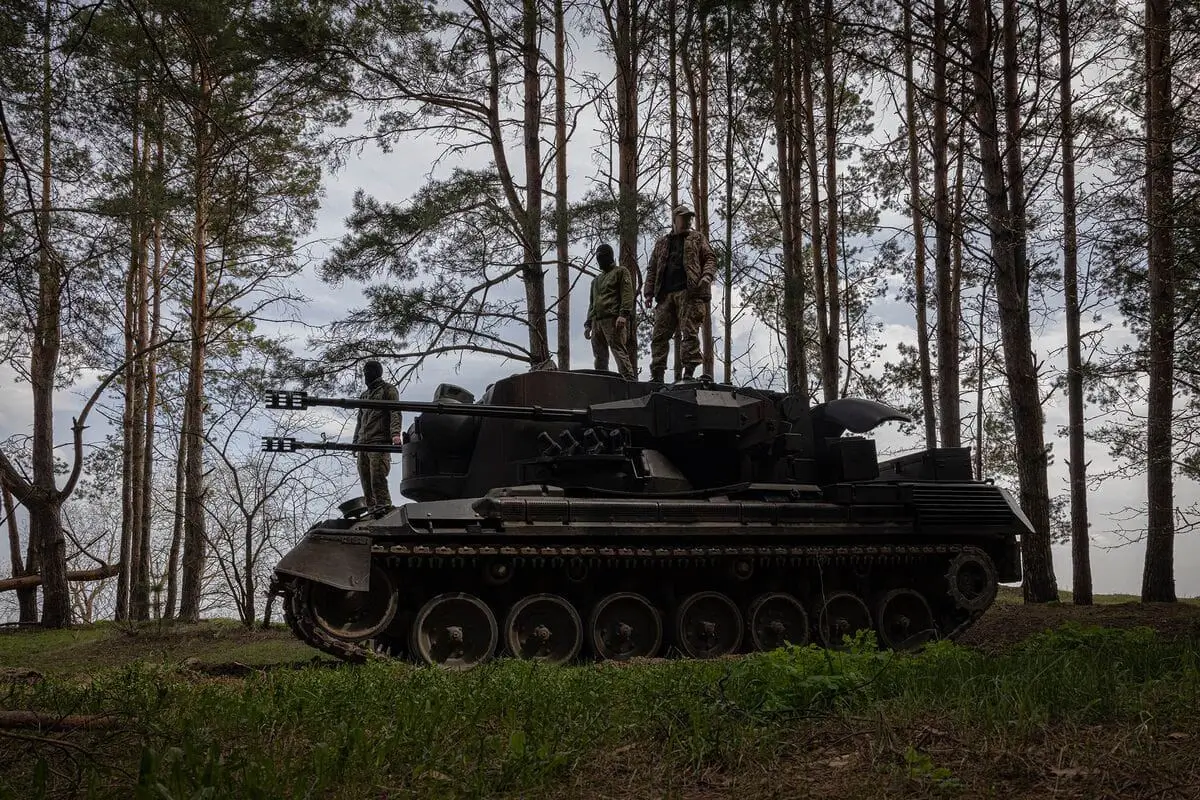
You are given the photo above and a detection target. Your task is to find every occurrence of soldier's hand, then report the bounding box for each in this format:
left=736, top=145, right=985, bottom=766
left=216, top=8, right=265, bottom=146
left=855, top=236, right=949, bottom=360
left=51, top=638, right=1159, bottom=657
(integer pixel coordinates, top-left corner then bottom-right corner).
left=615, top=316, right=628, bottom=344
left=642, top=294, right=653, bottom=308
left=392, top=435, right=402, bottom=445
left=584, top=326, right=592, bottom=340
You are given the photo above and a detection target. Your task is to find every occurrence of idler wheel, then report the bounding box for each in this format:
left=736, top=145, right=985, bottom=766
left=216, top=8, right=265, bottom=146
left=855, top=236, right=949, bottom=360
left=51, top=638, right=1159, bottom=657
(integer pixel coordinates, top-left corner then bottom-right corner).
left=675, top=591, right=743, bottom=658
left=747, top=592, right=810, bottom=651
left=504, top=594, right=583, bottom=665
left=817, top=591, right=873, bottom=649
left=945, top=548, right=999, bottom=611
left=308, top=564, right=398, bottom=641
left=411, top=593, right=498, bottom=670
left=589, top=592, right=662, bottom=661
left=875, top=589, right=936, bottom=650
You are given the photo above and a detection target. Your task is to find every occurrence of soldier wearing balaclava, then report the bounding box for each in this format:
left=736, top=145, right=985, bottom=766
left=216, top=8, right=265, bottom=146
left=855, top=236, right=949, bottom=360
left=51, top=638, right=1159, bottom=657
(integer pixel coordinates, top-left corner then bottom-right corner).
left=352, top=359, right=403, bottom=509
left=584, top=243, right=636, bottom=379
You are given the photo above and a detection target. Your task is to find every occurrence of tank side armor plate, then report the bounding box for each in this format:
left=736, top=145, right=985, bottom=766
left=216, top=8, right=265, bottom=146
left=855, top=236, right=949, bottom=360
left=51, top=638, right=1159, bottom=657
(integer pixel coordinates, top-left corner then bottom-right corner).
left=275, top=532, right=372, bottom=591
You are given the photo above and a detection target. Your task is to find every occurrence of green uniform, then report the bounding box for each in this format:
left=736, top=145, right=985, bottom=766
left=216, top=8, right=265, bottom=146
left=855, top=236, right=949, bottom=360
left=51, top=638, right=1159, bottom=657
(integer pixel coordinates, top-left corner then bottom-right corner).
left=353, top=379, right=403, bottom=507
left=586, top=265, right=635, bottom=379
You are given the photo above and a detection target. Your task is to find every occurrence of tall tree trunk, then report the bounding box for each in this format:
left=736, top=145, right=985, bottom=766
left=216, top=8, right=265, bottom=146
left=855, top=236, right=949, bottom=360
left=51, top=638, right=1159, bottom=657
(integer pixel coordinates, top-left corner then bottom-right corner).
left=1142, top=0, right=1175, bottom=602
left=820, top=0, right=840, bottom=401
left=521, top=0, right=550, bottom=368
left=722, top=0, right=734, bottom=384
left=904, top=0, right=937, bottom=449
left=967, top=0, right=1057, bottom=602
left=1059, top=0, right=1092, bottom=605
left=614, top=0, right=641, bottom=374
left=3, top=482, right=37, bottom=622
left=117, top=102, right=138, bottom=621
left=697, top=11, right=714, bottom=378
left=799, top=1, right=827, bottom=402
left=974, top=279, right=989, bottom=481
left=789, top=2, right=811, bottom=407
left=773, top=1, right=800, bottom=394
left=553, top=0, right=569, bottom=370
left=34, top=0, right=69, bottom=627
left=180, top=64, right=212, bottom=623
left=933, top=0, right=960, bottom=446
left=669, top=0, right=678, bottom=212
left=165, top=423, right=186, bottom=620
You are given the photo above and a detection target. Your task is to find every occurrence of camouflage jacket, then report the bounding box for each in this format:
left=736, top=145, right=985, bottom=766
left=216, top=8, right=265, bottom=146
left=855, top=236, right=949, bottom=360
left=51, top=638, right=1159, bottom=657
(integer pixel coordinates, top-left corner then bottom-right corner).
left=644, top=229, right=717, bottom=301
left=586, top=265, right=635, bottom=324
left=352, top=379, right=403, bottom=444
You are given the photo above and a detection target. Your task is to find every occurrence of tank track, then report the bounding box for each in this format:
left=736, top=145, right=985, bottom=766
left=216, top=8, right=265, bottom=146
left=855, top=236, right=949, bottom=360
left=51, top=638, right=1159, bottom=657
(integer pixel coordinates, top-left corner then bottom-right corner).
left=278, top=540, right=995, bottom=666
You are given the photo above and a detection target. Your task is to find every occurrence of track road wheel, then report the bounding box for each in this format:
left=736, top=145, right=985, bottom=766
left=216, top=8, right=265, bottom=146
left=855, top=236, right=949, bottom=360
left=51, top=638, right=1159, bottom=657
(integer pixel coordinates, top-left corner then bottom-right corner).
left=589, top=592, right=662, bottom=661
left=875, top=589, right=936, bottom=650
left=411, top=593, right=498, bottom=670
left=308, top=564, right=398, bottom=641
left=675, top=592, right=743, bottom=658
left=504, top=594, right=583, bottom=665
left=945, top=548, right=999, bottom=611
left=817, top=591, right=873, bottom=649
left=748, top=592, right=810, bottom=651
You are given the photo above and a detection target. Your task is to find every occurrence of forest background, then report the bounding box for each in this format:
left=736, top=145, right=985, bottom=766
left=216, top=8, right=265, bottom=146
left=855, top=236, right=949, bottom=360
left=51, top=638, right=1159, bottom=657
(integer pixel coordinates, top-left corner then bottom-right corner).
left=1, top=0, right=1197, bottom=627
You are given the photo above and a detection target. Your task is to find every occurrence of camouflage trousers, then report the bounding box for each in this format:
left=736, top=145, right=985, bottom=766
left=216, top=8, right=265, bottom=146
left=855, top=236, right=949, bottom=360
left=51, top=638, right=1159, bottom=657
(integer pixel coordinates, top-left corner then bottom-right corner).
left=591, top=317, right=635, bottom=379
left=650, top=290, right=705, bottom=374
left=357, top=451, right=393, bottom=508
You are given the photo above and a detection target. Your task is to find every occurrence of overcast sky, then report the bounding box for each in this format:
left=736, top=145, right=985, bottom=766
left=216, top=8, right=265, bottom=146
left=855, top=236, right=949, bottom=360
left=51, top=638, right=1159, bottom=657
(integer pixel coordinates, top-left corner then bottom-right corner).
left=2, top=18, right=1197, bottom=602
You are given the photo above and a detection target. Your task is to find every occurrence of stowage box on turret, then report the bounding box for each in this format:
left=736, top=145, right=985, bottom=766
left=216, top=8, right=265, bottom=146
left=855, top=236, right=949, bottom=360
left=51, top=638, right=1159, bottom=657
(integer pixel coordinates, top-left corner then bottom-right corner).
left=264, top=369, right=1027, bottom=669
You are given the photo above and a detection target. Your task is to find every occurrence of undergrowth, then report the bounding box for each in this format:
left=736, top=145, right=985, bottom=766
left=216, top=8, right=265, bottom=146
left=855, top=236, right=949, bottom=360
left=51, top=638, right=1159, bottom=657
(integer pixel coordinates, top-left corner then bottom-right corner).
left=1, top=624, right=1197, bottom=799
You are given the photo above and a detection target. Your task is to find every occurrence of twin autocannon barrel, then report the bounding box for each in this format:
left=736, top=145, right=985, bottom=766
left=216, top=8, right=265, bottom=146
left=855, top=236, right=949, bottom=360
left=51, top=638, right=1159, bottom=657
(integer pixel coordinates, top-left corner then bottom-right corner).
left=260, top=388, right=592, bottom=454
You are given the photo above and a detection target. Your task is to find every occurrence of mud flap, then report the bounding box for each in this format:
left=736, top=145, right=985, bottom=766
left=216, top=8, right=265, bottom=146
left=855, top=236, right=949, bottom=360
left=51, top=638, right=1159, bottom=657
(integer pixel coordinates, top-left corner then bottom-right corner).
left=275, top=533, right=372, bottom=591
left=996, top=487, right=1029, bottom=583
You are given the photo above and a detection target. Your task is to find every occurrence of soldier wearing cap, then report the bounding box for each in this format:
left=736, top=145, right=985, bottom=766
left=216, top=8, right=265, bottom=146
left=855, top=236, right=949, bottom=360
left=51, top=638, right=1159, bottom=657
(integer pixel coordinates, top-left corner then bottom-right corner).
left=643, top=204, right=717, bottom=382
left=352, top=359, right=403, bottom=510
left=584, top=243, right=636, bottom=379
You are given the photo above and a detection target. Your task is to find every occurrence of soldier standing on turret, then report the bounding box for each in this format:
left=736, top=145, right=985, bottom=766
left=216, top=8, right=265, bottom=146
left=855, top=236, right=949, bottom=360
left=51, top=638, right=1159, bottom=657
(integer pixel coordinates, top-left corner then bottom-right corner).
left=352, top=359, right=403, bottom=510
left=643, top=204, right=717, bottom=382
left=584, top=243, right=636, bottom=380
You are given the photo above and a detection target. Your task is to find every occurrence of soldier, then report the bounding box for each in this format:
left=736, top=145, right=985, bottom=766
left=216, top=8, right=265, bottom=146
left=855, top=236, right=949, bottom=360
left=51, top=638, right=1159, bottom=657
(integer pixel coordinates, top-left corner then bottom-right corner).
left=584, top=243, right=636, bottom=380
left=643, top=204, right=717, bottom=382
left=352, top=359, right=403, bottom=510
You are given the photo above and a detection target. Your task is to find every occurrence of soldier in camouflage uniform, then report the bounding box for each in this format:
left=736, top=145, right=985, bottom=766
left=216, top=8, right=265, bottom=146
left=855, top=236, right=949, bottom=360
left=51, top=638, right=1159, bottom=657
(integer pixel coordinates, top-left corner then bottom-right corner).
left=584, top=243, right=636, bottom=380
left=643, top=204, right=717, bottom=382
left=352, top=360, right=404, bottom=509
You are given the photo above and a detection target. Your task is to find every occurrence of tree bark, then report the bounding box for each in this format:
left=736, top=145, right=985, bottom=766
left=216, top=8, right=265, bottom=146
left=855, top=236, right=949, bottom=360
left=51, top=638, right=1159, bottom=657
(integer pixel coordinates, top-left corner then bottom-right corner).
left=722, top=0, right=734, bottom=384
left=773, top=1, right=800, bottom=395
left=967, top=0, right=1057, bottom=602
left=33, top=0, right=69, bottom=627
left=903, top=0, right=937, bottom=449
left=697, top=10, right=714, bottom=378
left=800, top=1, right=828, bottom=402
left=521, top=0, right=550, bottom=368
left=165, top=423, right=187, bottom=620
left=180, top=61, right=212, bottom=623
left=553, top=0, right=569, bottom=370
left=789, top=3, right=811, bottom=408
left=2, top=482, right=37, bottom=620
left=1141, top=0, right=1175, bottom=602
left=933, top=0, right=960, bottom=446
left=1059, top=0, right=1092, bottom=605
left=613, top=0, right=640, bottom=373
left=0, top=564, right=120, bottom=593
left=820, top=0, right=840, bottom=401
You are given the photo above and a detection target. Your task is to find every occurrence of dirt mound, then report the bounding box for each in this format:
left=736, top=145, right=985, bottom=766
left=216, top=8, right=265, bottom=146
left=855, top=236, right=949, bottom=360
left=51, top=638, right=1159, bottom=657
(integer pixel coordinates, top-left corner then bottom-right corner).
left=960, top=600, right=1200, bottom=651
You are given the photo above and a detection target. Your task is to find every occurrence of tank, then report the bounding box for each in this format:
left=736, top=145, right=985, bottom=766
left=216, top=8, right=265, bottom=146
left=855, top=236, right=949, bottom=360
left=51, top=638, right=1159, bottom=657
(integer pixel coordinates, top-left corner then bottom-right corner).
left=265, top=369, right=1028, bottom=669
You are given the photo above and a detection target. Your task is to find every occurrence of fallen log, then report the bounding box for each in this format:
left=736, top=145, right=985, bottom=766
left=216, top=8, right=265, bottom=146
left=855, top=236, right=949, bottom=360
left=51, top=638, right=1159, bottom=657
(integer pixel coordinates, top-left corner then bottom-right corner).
left=0, top=563, right=120, bottom=593
left=0, top=710, right=118, bottom=731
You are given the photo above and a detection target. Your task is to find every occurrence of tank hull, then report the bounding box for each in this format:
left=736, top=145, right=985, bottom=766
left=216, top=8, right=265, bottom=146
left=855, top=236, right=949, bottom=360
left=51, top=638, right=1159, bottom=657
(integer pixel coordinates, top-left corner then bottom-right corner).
left=273, top=480, right=1025, bottom=665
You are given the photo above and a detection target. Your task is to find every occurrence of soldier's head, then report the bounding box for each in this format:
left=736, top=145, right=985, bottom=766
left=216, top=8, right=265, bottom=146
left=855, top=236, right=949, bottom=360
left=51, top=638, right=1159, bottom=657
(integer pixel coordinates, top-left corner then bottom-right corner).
left=363, top=359, right=383, bottom=385
left=672, top=204, right=695, bottom=233
left=595, top=243, right=615, bottom=270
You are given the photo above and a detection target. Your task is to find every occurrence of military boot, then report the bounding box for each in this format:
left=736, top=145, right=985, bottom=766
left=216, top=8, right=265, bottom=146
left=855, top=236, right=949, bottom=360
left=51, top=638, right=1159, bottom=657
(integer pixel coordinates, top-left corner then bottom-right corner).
left=650, top=369, right=665, bottom=383
left=681, top=364, right=697, bottom=380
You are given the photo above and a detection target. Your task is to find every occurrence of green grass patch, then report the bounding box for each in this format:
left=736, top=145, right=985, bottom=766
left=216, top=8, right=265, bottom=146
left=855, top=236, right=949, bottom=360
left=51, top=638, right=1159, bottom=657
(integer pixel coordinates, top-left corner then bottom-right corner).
left=0, top=619, right=317, bottom=676
left=2, top=623, right=1197, bottom=799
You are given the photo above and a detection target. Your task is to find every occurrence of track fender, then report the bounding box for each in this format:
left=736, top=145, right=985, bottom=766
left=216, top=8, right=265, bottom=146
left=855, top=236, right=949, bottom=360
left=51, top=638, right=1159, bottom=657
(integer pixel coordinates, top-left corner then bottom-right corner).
left=275, top=533, right=371, bottom=591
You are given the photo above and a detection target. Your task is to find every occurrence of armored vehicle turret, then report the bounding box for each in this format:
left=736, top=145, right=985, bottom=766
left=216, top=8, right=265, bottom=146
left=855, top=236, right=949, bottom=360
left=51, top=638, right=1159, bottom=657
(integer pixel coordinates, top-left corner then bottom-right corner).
left=267, top=369, right=1026, bottom=669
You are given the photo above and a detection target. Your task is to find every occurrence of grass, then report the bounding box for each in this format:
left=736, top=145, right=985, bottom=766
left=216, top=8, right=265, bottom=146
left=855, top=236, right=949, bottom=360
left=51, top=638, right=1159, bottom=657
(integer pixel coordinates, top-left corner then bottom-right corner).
left=2, top=624, right=1199, bottom=799
left=0, top=619, right=317, bottom=676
